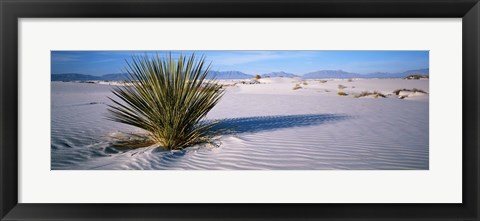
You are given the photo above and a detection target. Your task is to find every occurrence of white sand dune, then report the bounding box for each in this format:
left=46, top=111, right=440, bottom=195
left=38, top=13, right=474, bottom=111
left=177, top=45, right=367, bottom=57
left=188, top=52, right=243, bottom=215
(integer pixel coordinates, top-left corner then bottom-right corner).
left=51, top=78, right=428, bottom=170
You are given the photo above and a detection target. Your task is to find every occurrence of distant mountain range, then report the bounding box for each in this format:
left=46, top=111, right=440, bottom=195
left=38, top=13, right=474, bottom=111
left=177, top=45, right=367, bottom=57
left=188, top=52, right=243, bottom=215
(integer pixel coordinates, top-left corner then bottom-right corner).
left=51, top=68, right=429, bottom=81
left=302, top=68, right=429, bottom=79
left=52, top=71, right=254, bottom=81
left=207, top=71, right=253, bottom=79
left=262, top=71, right=298, bottom=78
left=51, top=73, right=130, bottom=81
left=303, top=70, right=357, bottom=79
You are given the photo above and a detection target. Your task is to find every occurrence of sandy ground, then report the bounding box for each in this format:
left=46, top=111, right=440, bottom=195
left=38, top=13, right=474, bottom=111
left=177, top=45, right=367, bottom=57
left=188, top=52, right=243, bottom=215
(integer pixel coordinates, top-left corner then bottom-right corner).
left=51, top=77, right=428, bottom=170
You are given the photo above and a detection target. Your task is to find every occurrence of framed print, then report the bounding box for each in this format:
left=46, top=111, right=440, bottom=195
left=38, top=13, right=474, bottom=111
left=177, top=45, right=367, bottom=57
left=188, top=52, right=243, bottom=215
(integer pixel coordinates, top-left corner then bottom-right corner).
left=1, top=0, right=479, bottom=220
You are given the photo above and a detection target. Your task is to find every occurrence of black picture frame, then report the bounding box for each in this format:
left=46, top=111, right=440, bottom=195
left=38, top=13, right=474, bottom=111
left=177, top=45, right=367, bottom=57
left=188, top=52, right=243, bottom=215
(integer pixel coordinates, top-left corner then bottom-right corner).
left=1, top=0, right=479, bottom=220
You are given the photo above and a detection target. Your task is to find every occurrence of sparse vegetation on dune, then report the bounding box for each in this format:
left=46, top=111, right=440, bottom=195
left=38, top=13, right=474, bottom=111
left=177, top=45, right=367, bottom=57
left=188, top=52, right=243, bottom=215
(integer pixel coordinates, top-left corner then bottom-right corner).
left=241, top=79, right=260, bottom=85
left=255, top=74, right=261, bottom=80
left=404, top=74, right=429, bottom=80
left=337, top=91, right=348, bottom=96
left=413, top=88, right=426, bottom=93
left=107, top=54, right=224, bottom=150
left=338, top=84, right=347, bottom=90
left=347, top=79, right=353, bottom=82
left=393, top=88, right=428, bottom=99
left=318, top=80, right=328, bottom=83
left=393, top=88, right=428, bottom=95
left=354, top=91, right=386, bottom=98
left=293, top=84, right=302, bottom=90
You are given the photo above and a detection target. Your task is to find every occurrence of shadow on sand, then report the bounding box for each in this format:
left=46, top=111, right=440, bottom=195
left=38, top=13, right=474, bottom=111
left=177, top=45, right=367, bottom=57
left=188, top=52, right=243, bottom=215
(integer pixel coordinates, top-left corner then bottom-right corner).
left=134, top=114, right=351, bottom=161
left=211, top=114, right=350, bottom=135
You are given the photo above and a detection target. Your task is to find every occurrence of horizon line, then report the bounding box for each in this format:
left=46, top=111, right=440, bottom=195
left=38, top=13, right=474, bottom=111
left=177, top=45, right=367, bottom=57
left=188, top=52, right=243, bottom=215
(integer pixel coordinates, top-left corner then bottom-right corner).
left=52, top=67, right=430, bottom=77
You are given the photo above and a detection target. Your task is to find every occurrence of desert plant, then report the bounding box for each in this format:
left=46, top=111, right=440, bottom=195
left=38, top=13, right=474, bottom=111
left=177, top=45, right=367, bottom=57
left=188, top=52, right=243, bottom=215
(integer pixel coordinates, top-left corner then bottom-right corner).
left=372, top=90, right=386, bottom=98
left=338, top=84, right=347, bottom=90
left=354, top=91, right=386, bottom=98
left=293, top=84, right=302, bottom=90
left=302, top=81, right=308, bottom=85
left=405, top=74, right=429, bottom=80
left=393, top=88, right=427, bottom=95
left=354, top=91, right=371, bottom=98
left=347, top=79, right=353, bottom=82
left=393, top=88, right=406, bottom=95
left=318, top=80, right=328, bottom=83
left=337, top=91, right=348, bottom=96
left=255, top=74, right=261, bottom=80
left=107, top=54, right=224, bottom=150
left=412, top=88, right=427, bottom=93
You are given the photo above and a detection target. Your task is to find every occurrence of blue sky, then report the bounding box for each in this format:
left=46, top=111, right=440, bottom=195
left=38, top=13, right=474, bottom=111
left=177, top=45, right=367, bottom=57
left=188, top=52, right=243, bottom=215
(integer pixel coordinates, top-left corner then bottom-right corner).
left=51, top=50, right=429, bottom=76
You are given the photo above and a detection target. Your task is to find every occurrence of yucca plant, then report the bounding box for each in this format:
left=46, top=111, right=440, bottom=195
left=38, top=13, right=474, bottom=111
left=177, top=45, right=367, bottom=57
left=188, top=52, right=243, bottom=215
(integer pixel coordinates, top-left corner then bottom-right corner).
left=106, top=54, right=224, bottom=150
